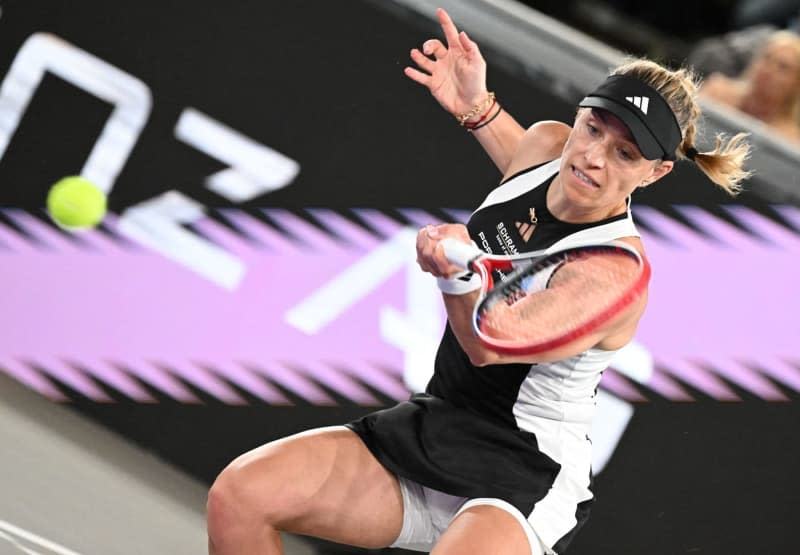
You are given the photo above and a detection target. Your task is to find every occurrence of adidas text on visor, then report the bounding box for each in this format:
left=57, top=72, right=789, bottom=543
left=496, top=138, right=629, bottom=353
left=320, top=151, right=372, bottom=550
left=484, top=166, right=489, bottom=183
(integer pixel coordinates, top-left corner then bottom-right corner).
left=578, top=74, right=682, bottom=161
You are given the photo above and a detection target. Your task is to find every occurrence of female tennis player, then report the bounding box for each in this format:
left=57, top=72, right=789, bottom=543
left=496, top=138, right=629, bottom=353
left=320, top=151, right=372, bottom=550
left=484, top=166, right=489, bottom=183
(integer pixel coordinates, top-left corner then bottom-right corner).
left=207, top=8, right=750, bottom=555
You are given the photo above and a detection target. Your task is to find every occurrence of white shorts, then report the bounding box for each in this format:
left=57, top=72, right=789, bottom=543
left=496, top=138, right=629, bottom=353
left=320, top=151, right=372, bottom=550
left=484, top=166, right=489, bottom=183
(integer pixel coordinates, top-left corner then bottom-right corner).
left=390, top=476, right=552, bottom=554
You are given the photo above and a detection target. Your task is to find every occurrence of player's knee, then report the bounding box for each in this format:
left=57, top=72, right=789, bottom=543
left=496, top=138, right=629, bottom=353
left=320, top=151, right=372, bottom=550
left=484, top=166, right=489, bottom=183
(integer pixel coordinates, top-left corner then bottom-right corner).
left=207, top=457, right=272, bottom=543
left=207, top=447, right=309, bottom=539
left=207, top=463, right=249, bottom=544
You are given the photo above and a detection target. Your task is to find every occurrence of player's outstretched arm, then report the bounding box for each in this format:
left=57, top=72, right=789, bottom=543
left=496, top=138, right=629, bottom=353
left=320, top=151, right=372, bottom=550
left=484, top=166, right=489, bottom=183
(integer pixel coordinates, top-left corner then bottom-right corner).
left=405, top=8, right=526, bottom=173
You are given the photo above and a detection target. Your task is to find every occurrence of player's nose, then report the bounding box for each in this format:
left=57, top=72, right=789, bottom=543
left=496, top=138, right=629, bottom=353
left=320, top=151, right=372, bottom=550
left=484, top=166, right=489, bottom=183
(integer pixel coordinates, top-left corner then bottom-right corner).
left=583, top=140, right=607, bottom=168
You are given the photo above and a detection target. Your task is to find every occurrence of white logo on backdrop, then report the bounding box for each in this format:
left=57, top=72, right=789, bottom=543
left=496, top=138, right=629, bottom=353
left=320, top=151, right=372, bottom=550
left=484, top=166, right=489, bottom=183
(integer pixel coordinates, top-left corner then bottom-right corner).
left=0, top=33, right=299, bottom=289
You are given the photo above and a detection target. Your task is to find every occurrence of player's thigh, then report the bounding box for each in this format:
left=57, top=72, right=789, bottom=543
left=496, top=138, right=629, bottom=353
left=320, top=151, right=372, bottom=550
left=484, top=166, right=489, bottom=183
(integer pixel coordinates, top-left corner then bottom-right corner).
left=209, top=425, right=404, bottom=548
left=431, top=504, right=535, bottom=555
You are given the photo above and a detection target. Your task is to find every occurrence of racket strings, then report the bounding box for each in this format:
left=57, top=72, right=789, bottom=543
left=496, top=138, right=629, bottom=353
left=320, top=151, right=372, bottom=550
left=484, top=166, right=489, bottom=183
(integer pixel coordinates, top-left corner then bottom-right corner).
left=478, top=252, right=641, bottom=345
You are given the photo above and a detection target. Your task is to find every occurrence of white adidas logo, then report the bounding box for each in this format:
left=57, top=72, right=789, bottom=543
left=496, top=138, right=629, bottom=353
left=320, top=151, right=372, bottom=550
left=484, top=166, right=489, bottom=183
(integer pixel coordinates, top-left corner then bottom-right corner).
left=626, top=96, right=649, bottom=114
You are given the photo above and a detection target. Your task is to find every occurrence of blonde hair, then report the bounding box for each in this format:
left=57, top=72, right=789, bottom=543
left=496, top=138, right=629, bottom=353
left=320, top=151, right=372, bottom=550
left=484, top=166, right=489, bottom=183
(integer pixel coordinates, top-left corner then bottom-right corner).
left=747, top=30, right=800, bottom=121
left=612, top=59, right=751, bottom=195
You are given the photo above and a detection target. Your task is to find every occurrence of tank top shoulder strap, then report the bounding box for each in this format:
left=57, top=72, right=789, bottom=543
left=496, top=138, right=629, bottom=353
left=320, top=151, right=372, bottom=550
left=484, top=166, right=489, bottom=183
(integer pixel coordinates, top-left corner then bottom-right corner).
left=473, top=159, right=561, bottom=215
left=546, top=201, right=640, bottom=251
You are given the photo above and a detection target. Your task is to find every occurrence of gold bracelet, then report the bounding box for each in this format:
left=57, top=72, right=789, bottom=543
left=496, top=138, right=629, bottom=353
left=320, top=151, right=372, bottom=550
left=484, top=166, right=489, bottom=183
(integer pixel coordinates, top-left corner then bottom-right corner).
left=455, top=92, right=496, bottom=126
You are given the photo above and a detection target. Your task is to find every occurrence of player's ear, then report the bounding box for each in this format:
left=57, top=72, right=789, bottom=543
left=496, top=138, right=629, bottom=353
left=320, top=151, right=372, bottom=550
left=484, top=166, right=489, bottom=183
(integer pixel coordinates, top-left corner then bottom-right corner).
left=640, top=159, right=673, bottom=188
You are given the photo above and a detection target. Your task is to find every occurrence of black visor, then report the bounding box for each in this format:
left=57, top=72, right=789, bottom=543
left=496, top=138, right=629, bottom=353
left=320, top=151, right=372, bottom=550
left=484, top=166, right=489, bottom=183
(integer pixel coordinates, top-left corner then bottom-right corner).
left=578, top=74, right=682, bottom=160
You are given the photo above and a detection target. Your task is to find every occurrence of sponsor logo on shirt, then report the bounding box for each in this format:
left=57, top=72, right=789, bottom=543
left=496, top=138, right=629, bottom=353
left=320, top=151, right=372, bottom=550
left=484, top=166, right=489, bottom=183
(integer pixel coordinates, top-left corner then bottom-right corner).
left=514, top=207, right=537, bottom=243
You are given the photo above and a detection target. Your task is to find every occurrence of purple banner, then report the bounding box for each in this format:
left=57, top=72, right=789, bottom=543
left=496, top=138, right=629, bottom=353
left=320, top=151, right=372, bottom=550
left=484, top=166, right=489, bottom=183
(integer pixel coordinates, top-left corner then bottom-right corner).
left=1, top=206, right=798, bottom=403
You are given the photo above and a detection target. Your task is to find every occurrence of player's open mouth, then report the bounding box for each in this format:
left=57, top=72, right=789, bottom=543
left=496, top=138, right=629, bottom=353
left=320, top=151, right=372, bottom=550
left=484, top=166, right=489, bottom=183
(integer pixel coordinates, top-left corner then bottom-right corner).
left=572, top=166, right=600, bottom=188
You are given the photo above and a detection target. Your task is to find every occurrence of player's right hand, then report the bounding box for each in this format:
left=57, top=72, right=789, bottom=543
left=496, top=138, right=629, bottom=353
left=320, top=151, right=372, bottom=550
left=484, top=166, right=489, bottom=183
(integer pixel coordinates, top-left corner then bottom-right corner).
left=415, top=222, right=472, bottom=278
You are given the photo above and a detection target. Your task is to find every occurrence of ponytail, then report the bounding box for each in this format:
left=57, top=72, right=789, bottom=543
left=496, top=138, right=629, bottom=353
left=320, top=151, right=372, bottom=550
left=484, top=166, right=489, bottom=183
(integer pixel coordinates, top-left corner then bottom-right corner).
left=613, top=59, right=752, bottom=195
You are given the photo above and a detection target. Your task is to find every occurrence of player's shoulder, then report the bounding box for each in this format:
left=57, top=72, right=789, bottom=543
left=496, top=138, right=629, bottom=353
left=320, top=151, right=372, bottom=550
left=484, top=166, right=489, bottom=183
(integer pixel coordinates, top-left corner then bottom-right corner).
left=519, top=120, right=571, bottom=158
left=503, top=120, right=571, bottom=179
left=525, top=119, right=572, bottom=137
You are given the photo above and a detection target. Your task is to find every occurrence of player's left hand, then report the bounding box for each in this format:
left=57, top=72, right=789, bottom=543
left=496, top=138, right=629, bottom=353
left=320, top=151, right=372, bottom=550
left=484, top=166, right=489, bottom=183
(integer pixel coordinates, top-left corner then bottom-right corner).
left=404, top=8, right=488, bottom=117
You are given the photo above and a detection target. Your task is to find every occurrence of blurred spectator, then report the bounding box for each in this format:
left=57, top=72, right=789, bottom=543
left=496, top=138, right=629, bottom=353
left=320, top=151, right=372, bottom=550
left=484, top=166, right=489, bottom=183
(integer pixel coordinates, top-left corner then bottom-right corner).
left=688, top=24, right=777, bottom=77
left=731, top=0, right=800, bottom=29
left=700, top=30, right=800, bottom=143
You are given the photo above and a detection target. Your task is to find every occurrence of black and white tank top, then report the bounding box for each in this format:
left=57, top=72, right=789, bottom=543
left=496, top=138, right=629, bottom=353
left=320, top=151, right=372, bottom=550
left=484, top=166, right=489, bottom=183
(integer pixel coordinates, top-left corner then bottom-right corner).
left=427, top=158, right=640, bottom=432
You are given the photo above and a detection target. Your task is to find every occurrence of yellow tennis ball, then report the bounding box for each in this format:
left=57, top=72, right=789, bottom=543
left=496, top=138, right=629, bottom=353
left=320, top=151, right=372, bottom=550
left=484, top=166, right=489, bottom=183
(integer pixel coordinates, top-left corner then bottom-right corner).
left=46, top=176, right=107, bottom=230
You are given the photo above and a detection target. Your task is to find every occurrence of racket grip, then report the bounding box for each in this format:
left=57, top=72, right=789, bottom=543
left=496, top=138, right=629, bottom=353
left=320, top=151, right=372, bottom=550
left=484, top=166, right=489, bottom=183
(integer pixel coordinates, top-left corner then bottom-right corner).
left=439, top=238, right=482, bottom=269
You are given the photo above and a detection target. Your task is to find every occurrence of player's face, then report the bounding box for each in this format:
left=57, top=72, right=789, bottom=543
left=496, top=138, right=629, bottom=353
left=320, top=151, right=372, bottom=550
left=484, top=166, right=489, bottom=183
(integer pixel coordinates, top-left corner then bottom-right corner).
left=558, top=108, right=672, bottom=214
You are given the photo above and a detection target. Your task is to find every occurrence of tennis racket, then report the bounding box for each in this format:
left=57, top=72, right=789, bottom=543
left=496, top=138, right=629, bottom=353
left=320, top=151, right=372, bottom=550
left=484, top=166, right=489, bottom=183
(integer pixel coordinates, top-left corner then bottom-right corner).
left=439, top=238, right=651, bottom=355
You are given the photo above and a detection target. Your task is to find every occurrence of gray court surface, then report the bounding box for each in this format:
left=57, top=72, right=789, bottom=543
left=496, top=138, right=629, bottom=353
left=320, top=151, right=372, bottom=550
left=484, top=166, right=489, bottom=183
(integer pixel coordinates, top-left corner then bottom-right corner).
left=0, top=372, right=313, bottom=555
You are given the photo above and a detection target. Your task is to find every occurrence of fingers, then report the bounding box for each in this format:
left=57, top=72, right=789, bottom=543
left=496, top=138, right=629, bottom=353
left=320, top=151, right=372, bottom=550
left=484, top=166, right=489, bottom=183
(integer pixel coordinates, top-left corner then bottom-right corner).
left=437, top=8, right=461, bottom=48
left=409, top=47, right=435, bottom=73
left=422, top=38, right=447, bottom=59
left=416, top=225, right=448, bottom=276
left=458, top=30, right=478, bottom=56
left=403, top=66, right=431, bottom=87
left=415, top=225, right=436, bottom=274
left=416, top=224, right=470, bottom=277
left=403, top=39, right=443, bottom=88
left=405, top=7, right=465, bottom=87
